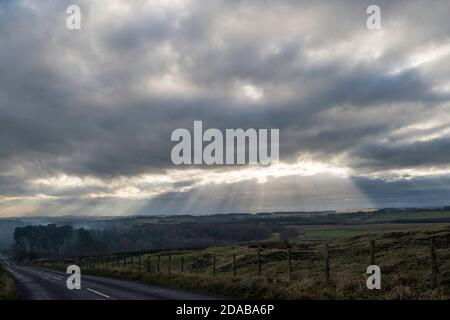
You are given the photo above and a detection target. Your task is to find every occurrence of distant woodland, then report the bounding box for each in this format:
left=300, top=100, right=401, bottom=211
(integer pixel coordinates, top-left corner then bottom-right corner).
left=12, top=222, right=278, bottom=259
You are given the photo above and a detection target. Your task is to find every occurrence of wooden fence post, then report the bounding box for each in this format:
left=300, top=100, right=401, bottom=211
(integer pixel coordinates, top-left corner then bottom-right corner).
left=233, top=254, right=237, bottom=277
left=181, top=256, right=184, bottom=273
left=431, top=238, right=439, bottom=288
left=370, top=240, right=376, bottom=265
left=168, top=255, right=172, bottom=274
left=147, top=256, right=152, bottom=273
left=157, top=255, right=161, bottom=273
left=123, top=256, right=126, bottom=268
left=138, top=255, right=141, bottom=271
left=257, top=249, right=262, bottom=276
left=213, top=256, right=216, bottom=277
left=324, top=244, right=330, bottom=283
left=287, top=248, right=292, bottom=281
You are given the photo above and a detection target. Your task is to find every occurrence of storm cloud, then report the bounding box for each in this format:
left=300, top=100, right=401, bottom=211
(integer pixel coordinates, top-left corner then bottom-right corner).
left=1, top=0, right=450, bottom=216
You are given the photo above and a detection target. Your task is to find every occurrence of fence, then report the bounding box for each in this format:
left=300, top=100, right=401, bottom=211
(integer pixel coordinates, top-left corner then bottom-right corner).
left=59, top=236, right=448, bottom=289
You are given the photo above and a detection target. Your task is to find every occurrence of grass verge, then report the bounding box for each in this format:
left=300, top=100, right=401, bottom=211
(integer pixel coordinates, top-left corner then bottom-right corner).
left=0, top=266, right=20, bottom=300
left=34, top=225, right=450, bottom=299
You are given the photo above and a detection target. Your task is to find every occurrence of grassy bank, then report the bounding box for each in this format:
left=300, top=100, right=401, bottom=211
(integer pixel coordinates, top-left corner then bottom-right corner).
left=0, top=266, right=19, bottom=300
left=35, top=225, right=450, bottom=299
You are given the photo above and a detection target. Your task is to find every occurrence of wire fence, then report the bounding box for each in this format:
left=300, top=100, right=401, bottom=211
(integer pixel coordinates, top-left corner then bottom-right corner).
left=51, top=235, right=450, bottom=289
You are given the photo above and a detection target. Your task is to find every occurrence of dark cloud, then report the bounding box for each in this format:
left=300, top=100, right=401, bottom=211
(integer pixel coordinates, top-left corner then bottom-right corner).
left=1, top=0, right=450, bottom=215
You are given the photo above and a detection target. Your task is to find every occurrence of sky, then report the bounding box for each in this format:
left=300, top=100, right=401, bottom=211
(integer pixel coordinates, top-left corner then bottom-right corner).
left=1, top=0, right=450, bottom=217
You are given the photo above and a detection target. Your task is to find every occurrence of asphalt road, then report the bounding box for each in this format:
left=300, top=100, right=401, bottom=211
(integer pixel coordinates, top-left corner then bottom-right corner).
left=0, top=257, right=216, bottom=300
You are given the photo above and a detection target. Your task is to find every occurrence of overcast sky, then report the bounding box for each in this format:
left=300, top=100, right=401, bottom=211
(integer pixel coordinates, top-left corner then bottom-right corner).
left=1, top=0, right=450, bottom=217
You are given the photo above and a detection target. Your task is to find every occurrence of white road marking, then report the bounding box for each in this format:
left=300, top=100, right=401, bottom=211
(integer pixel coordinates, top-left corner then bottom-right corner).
left=87, top=288, right=111, bottom=299
left=39, top=272, right=63, bottom=281
left=26, top=269, right=63, bottom=281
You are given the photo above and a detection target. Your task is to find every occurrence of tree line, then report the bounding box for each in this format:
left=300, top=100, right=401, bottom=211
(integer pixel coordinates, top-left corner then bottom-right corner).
left=13, top=224, right=106, bottom=260
left=12, top=222, right=293, bottom=260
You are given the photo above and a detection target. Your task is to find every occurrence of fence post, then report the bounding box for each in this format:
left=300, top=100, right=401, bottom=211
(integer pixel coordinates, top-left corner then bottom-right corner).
left=138, top=255, right=141, bottom=271
left=370, top=240, right=376, bottom=265
left=157, top=255, right=161, bottom=273
left=168, top=255, right=172, bottom=275
left=287, top=248, right=292, bottom=281
left=181, top=256, right=184, bottom=273
left=233, top=254, right=237, bottom=277
left=324, top=244, right=330, bottom=283
left=257, top=249, right=262, bottom=276
left=147, top=256, right=152, bottom=273
left=431, top=238, right=439, bottom=288
left=123, top=256, right=126, bottom=268
left=213, top=256, right=216, bottom=277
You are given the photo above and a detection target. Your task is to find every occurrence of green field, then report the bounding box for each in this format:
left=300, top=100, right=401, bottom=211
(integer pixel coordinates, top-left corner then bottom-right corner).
left=37, top=224, right=450, bottom=299
left=363, top=210, right=450, bottom=222
left=295, top=223, right=450, bottom=240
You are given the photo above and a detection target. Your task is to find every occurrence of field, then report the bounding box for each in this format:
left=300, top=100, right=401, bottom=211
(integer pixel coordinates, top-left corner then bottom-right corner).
left=294, top=223, right=450, bottom=240
left=36, top=224, right=450, bottom=299
left=0, top=266, right=19, bottom=300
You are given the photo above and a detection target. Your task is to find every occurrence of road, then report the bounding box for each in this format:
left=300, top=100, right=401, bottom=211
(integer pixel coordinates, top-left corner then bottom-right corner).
left=0, top=257, right=216, bottom=300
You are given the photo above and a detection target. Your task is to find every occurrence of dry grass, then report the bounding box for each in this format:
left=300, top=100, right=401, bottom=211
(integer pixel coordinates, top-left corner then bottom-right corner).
left=0, top=267, right=19, bottom=300
left=35, top=225, right=450, bottom=299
